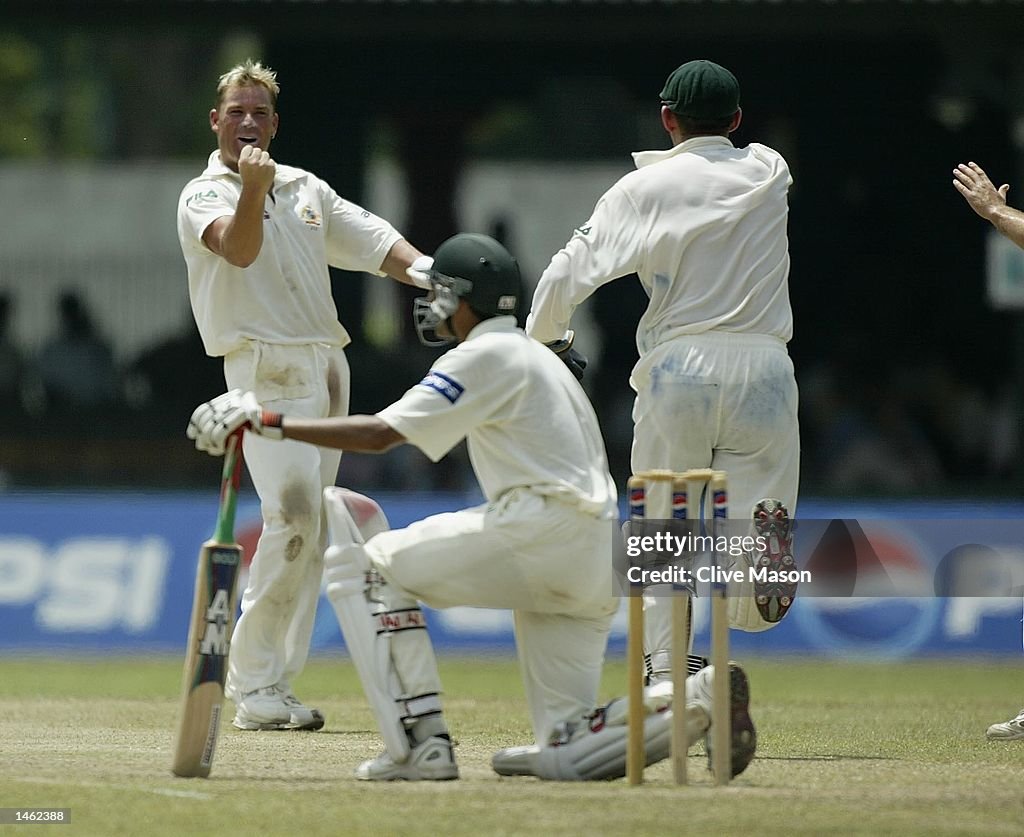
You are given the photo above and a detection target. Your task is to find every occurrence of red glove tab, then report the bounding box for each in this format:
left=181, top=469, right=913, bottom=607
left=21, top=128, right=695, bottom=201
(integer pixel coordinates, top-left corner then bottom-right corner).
left=260, top=409, right=285, bottom=440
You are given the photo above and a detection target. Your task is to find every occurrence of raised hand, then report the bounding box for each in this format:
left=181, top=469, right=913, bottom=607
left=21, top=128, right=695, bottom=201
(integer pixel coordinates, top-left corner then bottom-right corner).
left=953, top=161, right=1009, bottom=221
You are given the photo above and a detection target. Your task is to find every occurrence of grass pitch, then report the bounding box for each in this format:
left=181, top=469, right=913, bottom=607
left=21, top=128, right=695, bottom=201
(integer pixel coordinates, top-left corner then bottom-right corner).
left=0, top=655, right=1021, bottom=836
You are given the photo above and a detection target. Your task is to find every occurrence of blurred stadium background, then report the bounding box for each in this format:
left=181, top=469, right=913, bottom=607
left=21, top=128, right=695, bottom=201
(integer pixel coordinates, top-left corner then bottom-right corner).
left=2, top=0, right=1024, bottom=660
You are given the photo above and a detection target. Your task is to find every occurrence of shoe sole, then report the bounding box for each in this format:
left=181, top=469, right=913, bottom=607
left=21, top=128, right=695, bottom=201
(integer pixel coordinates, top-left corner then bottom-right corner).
left=728, top=664, right=757, bottom=777
left=986, top=728, right=1024, bottom=741
left=355, top=767, right=460, bottom=781
left=356, top=739, right=460, bottom=781
left=752, top=500, right=797, bottom=623
left=492, top=745, right=541, bottom=777
left=233, top=710, right=325, bottom=732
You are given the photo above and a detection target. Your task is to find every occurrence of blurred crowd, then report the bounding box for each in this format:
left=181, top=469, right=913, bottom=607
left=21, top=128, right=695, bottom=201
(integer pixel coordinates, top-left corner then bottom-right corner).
left=0, top=288, right=223, bottom=435
left=0, top=284, right=1018, bottom=496
left=797, top=360, right=1018, bottom=495
left=579, top=281, right=1020, bottom=498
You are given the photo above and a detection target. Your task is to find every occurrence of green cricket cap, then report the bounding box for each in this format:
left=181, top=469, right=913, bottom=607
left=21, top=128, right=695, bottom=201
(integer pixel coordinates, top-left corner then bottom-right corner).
left=660, top=60, right=740, bottom=119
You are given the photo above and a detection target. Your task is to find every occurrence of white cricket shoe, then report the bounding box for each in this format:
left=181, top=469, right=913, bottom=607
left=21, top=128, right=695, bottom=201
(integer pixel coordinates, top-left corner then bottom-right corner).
left=232, top=685, right=325, bottom=731
left=491, top=744, right=541, bottom=777
left=986, top=709, right=1024, bottom=741
left=355, top=736, right=459, bottom=781
left=691, top=663, right=757, bottom=777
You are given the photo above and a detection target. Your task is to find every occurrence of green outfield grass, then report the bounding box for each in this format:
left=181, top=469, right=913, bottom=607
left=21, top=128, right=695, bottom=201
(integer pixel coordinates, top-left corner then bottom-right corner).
left=0, top=655, right=1021, bottom=836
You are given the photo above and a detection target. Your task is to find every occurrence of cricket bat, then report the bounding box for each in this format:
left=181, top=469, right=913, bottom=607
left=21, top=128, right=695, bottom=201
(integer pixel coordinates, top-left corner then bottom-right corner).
left=171, top=430, right=245, bottom=778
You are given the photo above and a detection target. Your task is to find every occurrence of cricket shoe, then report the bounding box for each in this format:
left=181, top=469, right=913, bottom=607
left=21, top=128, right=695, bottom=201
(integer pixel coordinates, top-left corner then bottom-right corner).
left=493, top=683, right=676, bottom=781
left=491, top=744, right=540, bottom=777
left=986, top=708, right=1024, bottom=741
left=646, top=653, right=710, bottom=686
left=751, top=498, right=797, bottom=622
left=232, top=685, right=325, bottom=731
left=356, top=735, right=459, bottom=781
left=494, top=711, right=672, bottom=782
left=693, top=663, right=757, bottom=777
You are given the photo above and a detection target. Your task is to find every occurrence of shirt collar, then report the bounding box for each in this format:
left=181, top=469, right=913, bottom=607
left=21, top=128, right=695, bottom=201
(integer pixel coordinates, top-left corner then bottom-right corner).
left=464, top=315, right=519, bottom=342
left=631, top=135, right=734, bottom=169
left=201, top=150, right=302, bottom=186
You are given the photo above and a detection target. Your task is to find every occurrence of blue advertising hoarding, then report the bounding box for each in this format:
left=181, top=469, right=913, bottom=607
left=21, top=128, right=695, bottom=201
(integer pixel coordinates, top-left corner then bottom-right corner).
left=0, top=491, right=1021, bottom=658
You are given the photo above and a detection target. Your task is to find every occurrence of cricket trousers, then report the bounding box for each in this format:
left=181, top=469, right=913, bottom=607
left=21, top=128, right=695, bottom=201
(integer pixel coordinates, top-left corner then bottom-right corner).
left=364, top=488, right=619, bottom=746
left=631, top=331, right=800, bottom=653
left=222, top=340, right=350, bottom=701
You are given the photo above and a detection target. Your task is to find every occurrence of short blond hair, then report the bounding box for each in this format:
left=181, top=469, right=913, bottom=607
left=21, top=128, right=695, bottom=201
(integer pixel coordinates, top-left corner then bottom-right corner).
left=215, top=59, right=280, bottom=110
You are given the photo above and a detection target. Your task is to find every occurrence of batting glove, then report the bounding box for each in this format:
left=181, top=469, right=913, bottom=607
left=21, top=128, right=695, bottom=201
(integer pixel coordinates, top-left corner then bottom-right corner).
left=187, top=390, right=284, bottom=456
left=545, top=330, right=588, bottom=382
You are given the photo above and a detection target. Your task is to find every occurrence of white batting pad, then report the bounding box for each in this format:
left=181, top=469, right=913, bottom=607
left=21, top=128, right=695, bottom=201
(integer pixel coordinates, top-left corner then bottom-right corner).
left=324, top=487, right=390, bottom=546
left=323, top=488, right=410, bottom=763
left=533, top=711, right=676, bottom=781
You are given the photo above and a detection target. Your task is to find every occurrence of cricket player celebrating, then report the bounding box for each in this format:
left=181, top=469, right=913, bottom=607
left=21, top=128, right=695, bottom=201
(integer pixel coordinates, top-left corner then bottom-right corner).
left=187, top=233, right=757, bottom=780
left=177, top=60, right=424, bottom=733
left=954, top=161, right=1024, bottom=250
left=954, top=159, right=1024, bottom=740
left=525, top=59, right=800, bottom=685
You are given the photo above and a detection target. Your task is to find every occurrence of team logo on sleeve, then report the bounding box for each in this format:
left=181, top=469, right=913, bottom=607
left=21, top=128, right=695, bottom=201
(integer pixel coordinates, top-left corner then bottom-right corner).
left=417, top=371, right=464, bottom=404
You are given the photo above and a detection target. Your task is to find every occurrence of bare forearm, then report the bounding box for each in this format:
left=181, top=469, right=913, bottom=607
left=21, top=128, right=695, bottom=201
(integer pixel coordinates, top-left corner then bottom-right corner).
left=211, top=187, right=268, bottom=267
left=380, top=239, right=425, bottom=286
left=280, top=414, right=405, bottom=453
left=952, top=162, right=1024, bottom=248
left=988, top=205, right=1024, bottom=249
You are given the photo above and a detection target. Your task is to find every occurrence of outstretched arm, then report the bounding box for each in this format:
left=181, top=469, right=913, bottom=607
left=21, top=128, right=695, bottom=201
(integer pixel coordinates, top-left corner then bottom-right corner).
left=380, top=239, right=428, bottom=287
left=278, top=414, right=405, bottom=452
left=953, top=161, right=1024, bottom=249
left=187, top=390, right=405, bottom=455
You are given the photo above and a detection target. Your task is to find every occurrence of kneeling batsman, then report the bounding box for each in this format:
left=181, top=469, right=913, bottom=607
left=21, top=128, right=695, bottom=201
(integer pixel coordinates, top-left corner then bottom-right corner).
left=187, top=232, right=757, bottom=781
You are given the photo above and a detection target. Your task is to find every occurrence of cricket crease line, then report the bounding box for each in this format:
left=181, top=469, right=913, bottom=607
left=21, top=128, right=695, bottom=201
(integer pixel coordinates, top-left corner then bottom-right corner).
left=9, top=775, right=214, bottom=800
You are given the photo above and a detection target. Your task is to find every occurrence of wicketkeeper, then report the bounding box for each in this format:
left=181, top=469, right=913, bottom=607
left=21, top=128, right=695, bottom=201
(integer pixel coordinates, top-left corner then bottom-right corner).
left=188, top=233, right=756, bottom=780
left=525, top=59, right=800, bottom=686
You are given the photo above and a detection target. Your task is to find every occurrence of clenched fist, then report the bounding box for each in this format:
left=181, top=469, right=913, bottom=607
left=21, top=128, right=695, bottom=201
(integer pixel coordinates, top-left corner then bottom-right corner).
left=238, top=145, right=276, bottom=194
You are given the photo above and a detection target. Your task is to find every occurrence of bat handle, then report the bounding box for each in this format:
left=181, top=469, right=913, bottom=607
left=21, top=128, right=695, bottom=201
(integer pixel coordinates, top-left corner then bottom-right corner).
left=213, top=430, right=244, bottom=544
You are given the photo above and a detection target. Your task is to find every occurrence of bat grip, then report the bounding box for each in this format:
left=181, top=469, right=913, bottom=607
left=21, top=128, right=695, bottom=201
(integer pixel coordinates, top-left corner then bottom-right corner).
left=213, top=430, right=244, bottom=545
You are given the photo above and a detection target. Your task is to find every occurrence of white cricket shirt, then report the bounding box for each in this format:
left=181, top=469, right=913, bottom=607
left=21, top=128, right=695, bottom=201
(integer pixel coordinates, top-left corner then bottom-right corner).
left=526, top=135, right=793, bottom=357
left=177, top=152, right=402, bottom=357
left=377, top=317, right=617, bottom=517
